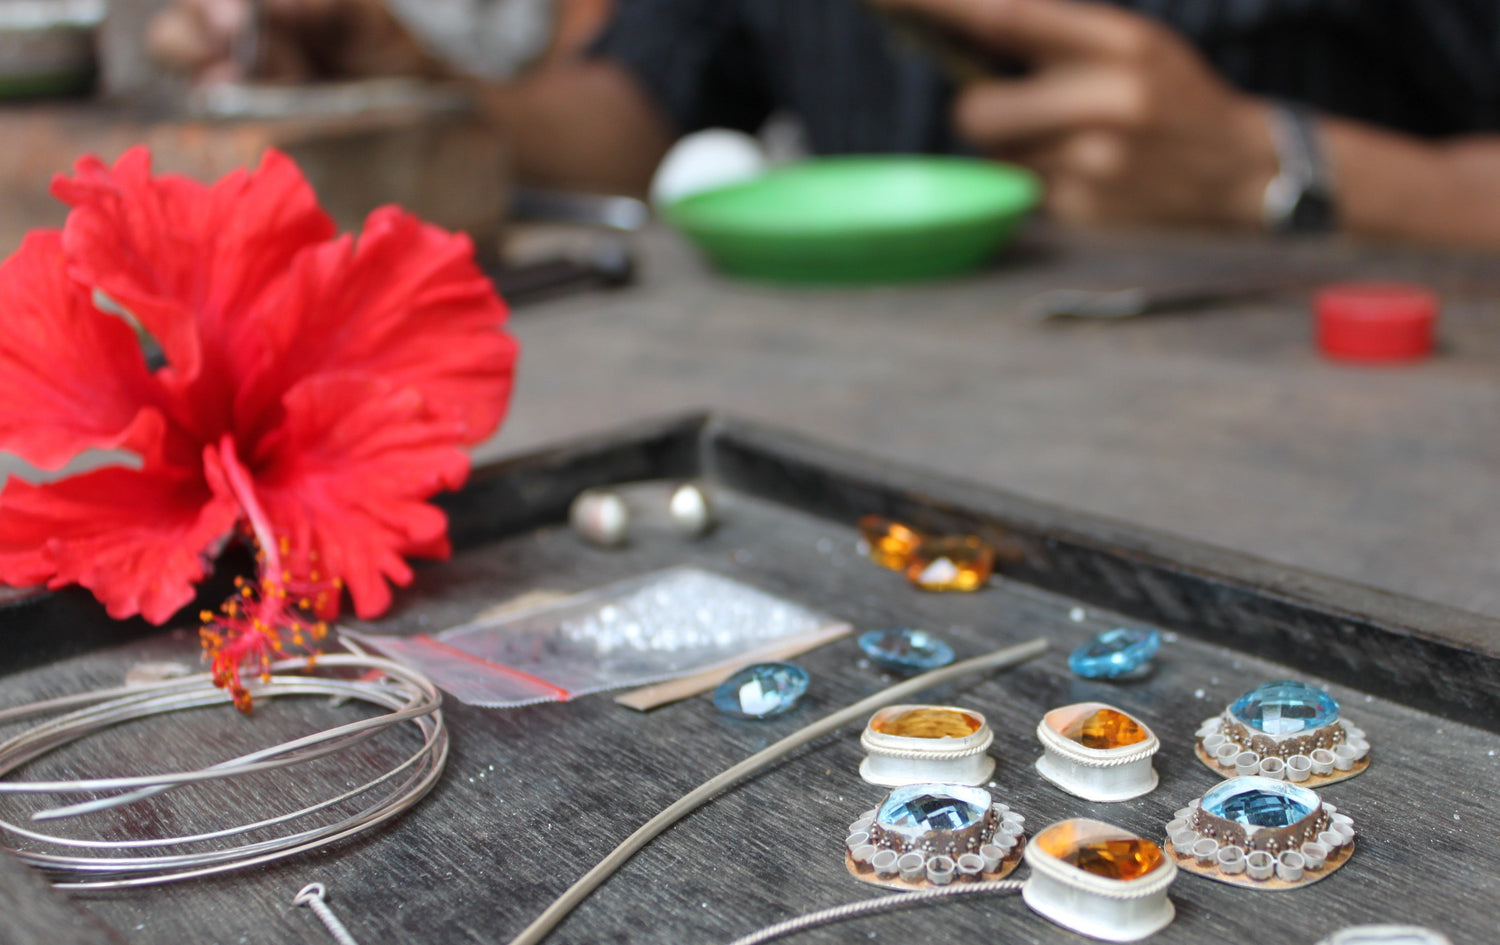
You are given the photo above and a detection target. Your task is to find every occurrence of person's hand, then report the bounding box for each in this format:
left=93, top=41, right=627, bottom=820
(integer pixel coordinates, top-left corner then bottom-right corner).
left=149, top=0, right=258, bottom=82
left=878, top=0, right=1280, bottom=230
left=148, top=0, right=443, bottom=83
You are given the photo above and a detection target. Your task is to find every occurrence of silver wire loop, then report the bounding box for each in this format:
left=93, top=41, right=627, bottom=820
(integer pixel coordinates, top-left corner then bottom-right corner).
left=0, top=651, right=447, bottom=889
left=295, top=880, right=363, bottom=945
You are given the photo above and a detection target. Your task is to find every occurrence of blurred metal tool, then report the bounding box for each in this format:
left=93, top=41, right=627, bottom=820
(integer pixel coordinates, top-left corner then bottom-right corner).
left=510, top=187, right=650, bottom=232
left=1021, top=279, right=1284, bottom=321
left=490, top=237, right=636, bottom=306
left=191, top=77, right=471, bottom=120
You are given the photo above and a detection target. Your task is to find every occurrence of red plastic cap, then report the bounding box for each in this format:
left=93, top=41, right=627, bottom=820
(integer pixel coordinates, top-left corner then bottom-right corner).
left=1314, top=282, right=1438, bottom=363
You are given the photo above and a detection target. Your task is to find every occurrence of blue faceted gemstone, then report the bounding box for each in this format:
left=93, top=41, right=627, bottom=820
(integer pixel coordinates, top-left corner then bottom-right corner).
left=1202, top=777, right=1318, bottom=829
left=876, top=783, right=991, bottom=839
left=1068, top=628, right=1161, bottom=679
left=1230, top=680, right=1339, bottom=735
left=858, top=628, right=955, bottom=674
left=713, top=662, right=809, bottom=719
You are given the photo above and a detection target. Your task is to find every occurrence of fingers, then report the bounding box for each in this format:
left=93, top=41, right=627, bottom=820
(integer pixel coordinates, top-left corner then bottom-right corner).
left=147, top=0, right=385, bottom=81
left=1042, top=130, right=1130, bottom=180
left=955, top=69, right=1146, bottom=145
left=1007, top=135, right=1125, bottom=226
left=197, top=0, right=253, bottom=37
left=147, top=1, right=240, bottom=76
left=1003, top=126, right=1272, bottom=228
left=876, top=0, right=1155, bottom=63
left=1043, top=175, right=1108, bottom=226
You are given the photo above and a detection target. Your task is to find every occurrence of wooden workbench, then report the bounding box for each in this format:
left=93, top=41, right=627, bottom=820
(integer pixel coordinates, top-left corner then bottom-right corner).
left=492, top=224, right=1500, bottom=620
left=2, top=223, right=1498, bottom=945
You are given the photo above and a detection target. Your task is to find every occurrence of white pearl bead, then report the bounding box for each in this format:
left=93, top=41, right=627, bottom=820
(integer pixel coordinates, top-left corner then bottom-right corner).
left=667, top=483, right=713, bottom=536
left=569, top=491, right=630, bottom=546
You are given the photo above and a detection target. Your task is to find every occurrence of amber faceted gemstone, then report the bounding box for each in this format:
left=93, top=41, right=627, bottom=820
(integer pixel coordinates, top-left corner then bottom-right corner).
left=1036, top=821, right=1164, bottom=881
left=905, top=535, right=994, bottom=592
left=858, top=515, right=925, bottom=571
left=1060, top=708, right=1148, bottom=750
left=872, top=707, right=982, bottom=739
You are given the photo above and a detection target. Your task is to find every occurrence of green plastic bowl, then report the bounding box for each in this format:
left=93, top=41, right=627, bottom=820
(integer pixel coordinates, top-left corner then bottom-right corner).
left=665, top=156, right=1040, bottom=284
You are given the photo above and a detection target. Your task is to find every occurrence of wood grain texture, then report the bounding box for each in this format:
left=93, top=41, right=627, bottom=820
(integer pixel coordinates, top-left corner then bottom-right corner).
left=0, top=848, right=127, bottom=945
left=2, top=461, right=1496, bottom=945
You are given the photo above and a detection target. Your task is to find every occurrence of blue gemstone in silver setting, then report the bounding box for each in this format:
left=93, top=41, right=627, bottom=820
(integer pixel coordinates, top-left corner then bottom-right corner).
left=1201, top=777, right=1319, bottom=829
left=1230, top=680, right=1339, bottom=736
left=712, top=662, right=809, bottom=718
left=876, top=783, right=991, bottom=840
left=1068, top=628, right=1161, bottom=679
left=858, top=628, right=955, bottom=674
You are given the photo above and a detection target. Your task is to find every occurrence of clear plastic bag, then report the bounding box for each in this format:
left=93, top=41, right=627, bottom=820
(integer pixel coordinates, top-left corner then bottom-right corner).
left=346, top=566, right=846, bottom=707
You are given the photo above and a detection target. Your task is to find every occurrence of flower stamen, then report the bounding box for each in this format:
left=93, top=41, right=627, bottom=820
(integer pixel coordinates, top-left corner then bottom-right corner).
left=200, top=437, right=334, bottom=711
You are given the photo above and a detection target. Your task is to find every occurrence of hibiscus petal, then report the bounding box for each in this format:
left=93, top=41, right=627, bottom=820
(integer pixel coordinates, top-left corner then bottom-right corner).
left=239, top=373, right=474, bottom=619
left=0, top=231, right=175, bottom=470
left=52, top=147, right=336, bottom=438
left=234, top=206, right=517, bottom=450
left=0, top=465, right=240, bottom=624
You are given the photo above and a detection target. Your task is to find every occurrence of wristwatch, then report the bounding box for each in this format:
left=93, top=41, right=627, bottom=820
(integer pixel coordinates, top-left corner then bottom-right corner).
left=1261, top=103, right=1338, bottom=234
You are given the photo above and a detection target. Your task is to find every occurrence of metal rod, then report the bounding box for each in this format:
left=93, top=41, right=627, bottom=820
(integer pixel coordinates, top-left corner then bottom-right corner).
left=726, top=879, right=1025, bottom=945
left=505, top=637, right=1048, bottom=945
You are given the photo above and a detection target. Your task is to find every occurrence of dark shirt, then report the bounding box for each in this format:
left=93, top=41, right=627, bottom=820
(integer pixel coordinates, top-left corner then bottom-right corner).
left=590, top=0, right=1500, bottom=153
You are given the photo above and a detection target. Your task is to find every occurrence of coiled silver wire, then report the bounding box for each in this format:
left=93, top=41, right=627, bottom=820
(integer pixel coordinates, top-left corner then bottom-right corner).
left=0, top=651, right=446, bottom=889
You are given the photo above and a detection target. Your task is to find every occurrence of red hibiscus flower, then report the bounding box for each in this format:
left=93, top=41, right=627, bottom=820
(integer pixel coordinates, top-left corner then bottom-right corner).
left=0, top=149, right=517, bottom=653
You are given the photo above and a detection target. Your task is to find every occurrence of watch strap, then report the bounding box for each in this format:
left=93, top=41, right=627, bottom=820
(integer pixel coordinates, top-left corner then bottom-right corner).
left=1262, top=102, right=1337, bottom=234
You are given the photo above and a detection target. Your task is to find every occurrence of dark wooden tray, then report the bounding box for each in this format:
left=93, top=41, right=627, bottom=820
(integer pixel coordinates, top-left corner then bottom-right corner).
left=2, top=412, right=1494, bottom=945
